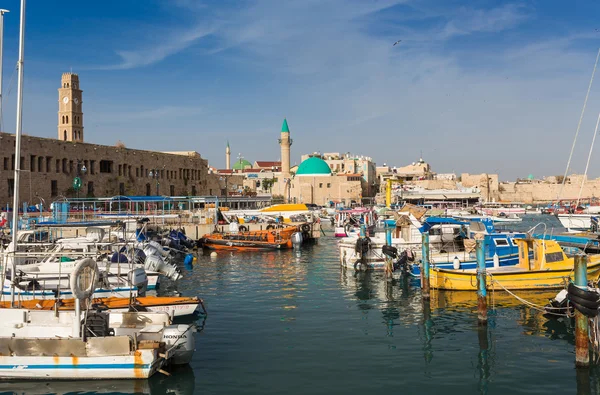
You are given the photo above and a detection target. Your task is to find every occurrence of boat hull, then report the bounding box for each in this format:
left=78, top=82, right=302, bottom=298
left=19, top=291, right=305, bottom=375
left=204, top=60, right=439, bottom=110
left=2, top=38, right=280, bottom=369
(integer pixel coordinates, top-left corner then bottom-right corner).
left=0, top=350, right=162, bottom=379
left=0, top=296, right=203, bottom=318
left=429, top=262, right=600, bottom=291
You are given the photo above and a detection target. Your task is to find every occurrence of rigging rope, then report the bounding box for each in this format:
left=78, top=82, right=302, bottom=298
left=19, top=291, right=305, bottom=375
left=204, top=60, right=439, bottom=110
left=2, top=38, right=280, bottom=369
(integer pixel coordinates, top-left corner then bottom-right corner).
left=577, top=111, right=600, bottom=207
left=556, top=48, right=600, bottom=207
left=488, top=274, right=570, bottom=317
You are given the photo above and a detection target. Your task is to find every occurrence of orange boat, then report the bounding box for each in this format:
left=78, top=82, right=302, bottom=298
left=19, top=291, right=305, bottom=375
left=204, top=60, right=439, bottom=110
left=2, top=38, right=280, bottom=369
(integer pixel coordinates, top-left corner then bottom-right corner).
left=0, top=296, right=205, bottom=318
left=200, top=225, right=299, bottom=251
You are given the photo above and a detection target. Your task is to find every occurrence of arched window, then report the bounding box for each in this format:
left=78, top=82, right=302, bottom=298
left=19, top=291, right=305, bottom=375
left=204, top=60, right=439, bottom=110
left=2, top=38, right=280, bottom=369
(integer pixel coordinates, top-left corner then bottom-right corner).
left=63, top=130, right=67, bottom=140
left=62, top=116, right=64, bottom=124
left=72, top=131, right=76, bottom=140
left=66, top=115, right=69, bottom=124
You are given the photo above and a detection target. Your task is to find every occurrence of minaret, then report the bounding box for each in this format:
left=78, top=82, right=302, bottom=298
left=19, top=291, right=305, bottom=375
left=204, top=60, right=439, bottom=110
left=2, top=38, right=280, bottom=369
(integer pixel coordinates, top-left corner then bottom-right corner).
left=226, top=140, right=231, bottom=170
left=279, top=118, right=292, bottom=178
left=58, top=72, right=84, bottom=142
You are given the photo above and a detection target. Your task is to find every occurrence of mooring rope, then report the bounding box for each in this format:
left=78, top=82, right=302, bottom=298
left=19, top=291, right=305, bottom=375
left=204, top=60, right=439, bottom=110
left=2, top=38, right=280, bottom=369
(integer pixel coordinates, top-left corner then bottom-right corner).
left=487, top=274, right=570, bottom=317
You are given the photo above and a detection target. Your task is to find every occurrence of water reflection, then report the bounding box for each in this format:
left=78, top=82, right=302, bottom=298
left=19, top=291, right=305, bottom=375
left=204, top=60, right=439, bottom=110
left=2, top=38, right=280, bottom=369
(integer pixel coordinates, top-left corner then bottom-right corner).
left=0, top=364, right=195, bottom=395
left=477, top=326, right=490, bottom=395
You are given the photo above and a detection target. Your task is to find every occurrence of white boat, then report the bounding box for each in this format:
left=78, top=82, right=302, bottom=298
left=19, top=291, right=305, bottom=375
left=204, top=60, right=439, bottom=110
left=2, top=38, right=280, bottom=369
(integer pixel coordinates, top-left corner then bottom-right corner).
left=0, top=257, right=196, bottom=379
left=2, top=227, right=182, bottom=300
left=478, top=202, right=526, bottom=216
left=556, top=214, right=592, bottom=232
left=338, top=213, right=446, bottom=270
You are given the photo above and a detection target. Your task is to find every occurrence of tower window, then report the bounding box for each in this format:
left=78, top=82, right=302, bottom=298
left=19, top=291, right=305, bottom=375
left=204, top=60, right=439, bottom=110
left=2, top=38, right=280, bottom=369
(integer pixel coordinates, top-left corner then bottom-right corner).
left=62, top=116, right=65, bottom=124
left=72, top=131, right=75, bottom=140
left=66, top=116, right=69, bottom=124
left=63, top=130, right=67, bottom=140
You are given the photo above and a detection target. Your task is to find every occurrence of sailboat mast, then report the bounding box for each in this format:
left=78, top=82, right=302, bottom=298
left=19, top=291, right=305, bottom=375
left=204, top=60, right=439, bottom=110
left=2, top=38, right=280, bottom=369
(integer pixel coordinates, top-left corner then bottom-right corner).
left=10, top=0, right=25, bottom=306
left=0, top=9, right=9, bottom=125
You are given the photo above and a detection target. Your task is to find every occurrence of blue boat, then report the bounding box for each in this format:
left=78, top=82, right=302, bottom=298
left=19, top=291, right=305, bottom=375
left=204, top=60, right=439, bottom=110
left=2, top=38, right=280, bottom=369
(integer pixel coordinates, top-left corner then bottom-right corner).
left=409, top=217, right=527, bottom=276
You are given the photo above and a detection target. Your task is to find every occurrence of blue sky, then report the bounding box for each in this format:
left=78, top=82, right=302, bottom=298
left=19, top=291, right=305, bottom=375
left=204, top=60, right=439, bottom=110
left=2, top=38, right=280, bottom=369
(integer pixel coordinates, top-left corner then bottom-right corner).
left=1, top=0, right=600, bottom=180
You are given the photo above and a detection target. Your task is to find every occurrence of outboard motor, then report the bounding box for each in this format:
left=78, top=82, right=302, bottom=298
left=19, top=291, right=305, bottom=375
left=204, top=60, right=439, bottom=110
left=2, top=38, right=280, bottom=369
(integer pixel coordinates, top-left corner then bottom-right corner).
left=162, top=324, right=195, bottom=365
left=393, top=250, right=410, bottom=272
left=382, top=245, right=398, bottom=260
left=143, top=241, right=170, bottom=259
left=144, top=255, right=183, bottom=281
left=292, top=232, right=303, bottom=248
left=128, top=267, right=148, bottom=297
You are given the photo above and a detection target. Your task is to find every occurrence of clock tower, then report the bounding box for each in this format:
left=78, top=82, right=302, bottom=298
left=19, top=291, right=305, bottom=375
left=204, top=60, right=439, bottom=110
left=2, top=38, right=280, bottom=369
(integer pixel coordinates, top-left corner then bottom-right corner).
left=58, top=72, right=84, bottom=142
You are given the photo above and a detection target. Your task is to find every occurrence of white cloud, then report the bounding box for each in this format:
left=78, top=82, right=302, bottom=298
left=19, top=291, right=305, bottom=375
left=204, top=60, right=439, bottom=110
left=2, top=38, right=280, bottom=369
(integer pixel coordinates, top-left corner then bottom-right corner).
left=97, top=25, right=214, bottom=70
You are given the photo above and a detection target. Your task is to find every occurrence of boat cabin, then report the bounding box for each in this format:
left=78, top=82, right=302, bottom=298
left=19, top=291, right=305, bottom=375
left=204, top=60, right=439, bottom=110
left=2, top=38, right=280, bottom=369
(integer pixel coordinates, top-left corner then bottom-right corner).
left=513, top=238, right=574, bottom=271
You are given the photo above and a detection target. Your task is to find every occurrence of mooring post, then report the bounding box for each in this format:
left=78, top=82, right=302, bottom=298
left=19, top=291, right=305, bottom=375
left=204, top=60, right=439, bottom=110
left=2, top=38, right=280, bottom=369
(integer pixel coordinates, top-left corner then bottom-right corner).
left=574, top=254, right=590, bottom=368
left=385, top=225, right=392, bottom=246
left=476, top=239, right=487, bottom=325
left=421, top=232, right=430, bottom=299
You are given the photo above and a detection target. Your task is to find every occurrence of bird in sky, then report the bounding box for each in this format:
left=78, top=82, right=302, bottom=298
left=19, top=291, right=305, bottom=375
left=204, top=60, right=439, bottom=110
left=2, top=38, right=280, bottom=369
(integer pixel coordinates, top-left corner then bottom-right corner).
left=393, top=40, right=402, bottom=46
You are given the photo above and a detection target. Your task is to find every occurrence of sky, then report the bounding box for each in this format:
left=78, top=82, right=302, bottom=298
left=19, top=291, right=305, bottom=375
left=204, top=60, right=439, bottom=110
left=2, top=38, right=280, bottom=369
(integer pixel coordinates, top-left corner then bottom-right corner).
left=1, top=0, right=600, bottom=181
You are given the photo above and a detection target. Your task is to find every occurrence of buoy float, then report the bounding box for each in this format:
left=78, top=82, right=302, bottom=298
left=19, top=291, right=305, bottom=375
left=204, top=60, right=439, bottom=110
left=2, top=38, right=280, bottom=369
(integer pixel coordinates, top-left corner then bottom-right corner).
left=453, top=256, right=460, bottom=270
left=493, top=252, right=500, bottom=268
left=210, top=252, right=218, bottom=258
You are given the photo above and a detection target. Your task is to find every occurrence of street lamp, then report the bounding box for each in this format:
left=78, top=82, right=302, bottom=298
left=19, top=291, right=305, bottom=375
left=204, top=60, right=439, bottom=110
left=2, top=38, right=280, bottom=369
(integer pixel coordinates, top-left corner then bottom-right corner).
left=149, top=169, right=161, bottom=195
left=73, top=160, right=87, bottom=200
left=219, top=175, right=229, bottom=206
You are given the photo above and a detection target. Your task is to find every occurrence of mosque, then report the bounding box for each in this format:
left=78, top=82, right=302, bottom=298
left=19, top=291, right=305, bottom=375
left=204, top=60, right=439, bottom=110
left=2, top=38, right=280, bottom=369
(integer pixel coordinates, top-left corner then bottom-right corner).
left=219, top=119, right=363, bottom=206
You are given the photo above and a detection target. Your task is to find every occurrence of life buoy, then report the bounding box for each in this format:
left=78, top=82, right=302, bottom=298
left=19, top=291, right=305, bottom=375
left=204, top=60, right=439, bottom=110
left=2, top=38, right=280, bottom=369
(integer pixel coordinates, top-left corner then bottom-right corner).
left=239, top=225, right=248, bottom=232
left=301, top=224, right=311, bottom=233
left=69, top=258, right=99, bottom=300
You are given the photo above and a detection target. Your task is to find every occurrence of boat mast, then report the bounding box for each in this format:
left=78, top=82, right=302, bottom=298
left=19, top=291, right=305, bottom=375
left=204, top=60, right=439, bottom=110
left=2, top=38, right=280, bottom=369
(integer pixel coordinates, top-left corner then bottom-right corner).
left=10, top=0, right=25, bottom=306
left=577, top=112, right=600, bottom=207
left=555, top=49, right=600, bottom=207
left=0, top=9, right=9, bottom=127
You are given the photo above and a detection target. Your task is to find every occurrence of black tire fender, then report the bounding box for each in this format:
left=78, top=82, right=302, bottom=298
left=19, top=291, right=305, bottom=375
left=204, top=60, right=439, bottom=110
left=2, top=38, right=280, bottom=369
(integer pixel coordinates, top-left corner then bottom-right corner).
left=572, top=301, right=599, bottom=317
left=568, top=293, right=600, bottom=310
left=568, top=283, right=600, bottom=302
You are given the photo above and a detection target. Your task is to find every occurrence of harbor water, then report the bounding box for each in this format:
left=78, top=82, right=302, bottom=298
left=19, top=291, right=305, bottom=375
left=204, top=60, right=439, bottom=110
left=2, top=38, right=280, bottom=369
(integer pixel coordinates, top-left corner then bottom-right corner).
left=3, top=215, right=600, bottom=394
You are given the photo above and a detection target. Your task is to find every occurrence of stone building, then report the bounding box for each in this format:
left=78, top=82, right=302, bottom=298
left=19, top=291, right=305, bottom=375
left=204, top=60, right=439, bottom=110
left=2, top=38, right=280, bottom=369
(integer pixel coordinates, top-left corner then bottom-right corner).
left=0, top=73, right=219, bottom=208
left=300, top=152, right=377, bottom=197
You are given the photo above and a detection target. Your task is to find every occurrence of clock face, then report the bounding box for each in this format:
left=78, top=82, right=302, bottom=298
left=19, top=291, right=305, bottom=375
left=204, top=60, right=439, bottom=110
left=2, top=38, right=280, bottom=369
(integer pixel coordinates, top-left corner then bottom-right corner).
left=63, top=96, right=69, bottom=104
left=74, top=98, right=79, bottom=105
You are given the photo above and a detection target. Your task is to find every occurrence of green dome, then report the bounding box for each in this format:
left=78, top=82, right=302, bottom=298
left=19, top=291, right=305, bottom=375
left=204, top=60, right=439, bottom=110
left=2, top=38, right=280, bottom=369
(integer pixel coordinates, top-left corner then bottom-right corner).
left=233, top=158, right=252, bottom=170
left=296, top=157, right=332, bottom=176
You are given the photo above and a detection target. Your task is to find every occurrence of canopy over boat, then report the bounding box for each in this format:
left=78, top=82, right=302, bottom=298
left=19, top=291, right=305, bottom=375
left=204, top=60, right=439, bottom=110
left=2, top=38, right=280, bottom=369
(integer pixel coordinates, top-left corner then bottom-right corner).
left=260, top=204, right=309, bottom=212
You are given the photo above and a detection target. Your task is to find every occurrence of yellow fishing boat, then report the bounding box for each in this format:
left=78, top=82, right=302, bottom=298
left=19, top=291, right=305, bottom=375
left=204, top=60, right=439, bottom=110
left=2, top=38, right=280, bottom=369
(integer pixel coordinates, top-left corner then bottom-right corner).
left=429, top=238, right=600, bottom=291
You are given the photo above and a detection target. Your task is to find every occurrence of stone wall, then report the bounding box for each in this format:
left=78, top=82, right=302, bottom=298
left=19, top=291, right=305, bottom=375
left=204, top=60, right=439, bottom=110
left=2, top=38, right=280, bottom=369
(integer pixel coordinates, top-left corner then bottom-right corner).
left=0, top=132, right=220, bottom=207
left=498, top=179, right=600, bottom=203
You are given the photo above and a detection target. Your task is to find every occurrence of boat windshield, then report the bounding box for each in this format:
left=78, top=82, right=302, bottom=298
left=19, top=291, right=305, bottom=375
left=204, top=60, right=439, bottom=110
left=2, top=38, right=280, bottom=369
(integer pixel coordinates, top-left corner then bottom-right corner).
left=561, top=245, right=584, bottom=257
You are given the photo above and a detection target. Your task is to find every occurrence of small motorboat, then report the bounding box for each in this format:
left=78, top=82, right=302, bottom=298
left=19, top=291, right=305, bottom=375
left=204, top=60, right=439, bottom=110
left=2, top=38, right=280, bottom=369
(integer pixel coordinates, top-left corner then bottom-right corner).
left=200, top=225, right=299, bottom=251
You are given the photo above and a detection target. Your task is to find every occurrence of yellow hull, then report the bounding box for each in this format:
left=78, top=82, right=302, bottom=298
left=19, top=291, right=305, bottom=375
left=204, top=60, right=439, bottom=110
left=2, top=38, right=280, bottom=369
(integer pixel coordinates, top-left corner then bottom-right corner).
left=429, top=262, right=600, bottom=291
left=429, top=289, right=558, bottom=309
